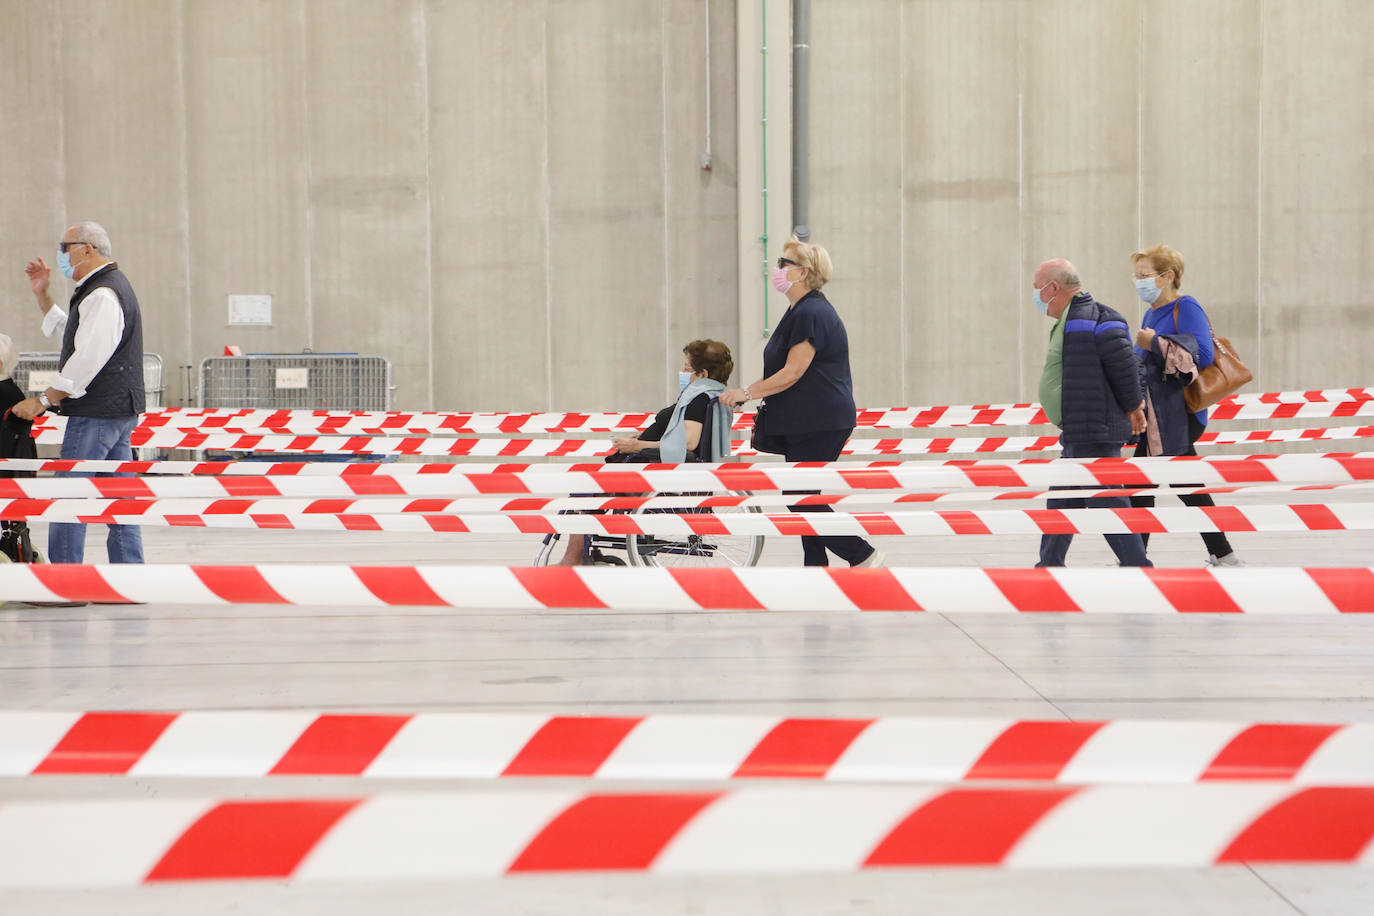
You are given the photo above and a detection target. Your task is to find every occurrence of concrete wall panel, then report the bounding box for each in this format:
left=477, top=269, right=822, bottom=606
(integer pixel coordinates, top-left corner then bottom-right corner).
left=305, top=0, right=432, bottom=409
left=809, top=0, right=904, bottom=410
left=184, top=0, right=311, bottom=369
left=901, top=0, right=1022, bottom=405
left=427, top=0, right=550, bottom=412
left=1259, top=0, right=1374, bottom=390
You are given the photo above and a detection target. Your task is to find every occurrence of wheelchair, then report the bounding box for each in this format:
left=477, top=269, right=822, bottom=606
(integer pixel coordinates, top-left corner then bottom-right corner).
left=533, top=397, right=765, bottom=568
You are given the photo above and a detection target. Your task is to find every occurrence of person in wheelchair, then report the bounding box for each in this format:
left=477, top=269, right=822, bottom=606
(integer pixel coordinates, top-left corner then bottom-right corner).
left=0, top=333, right=42, bottom=564
left=556, top=338, right=735, bottom=566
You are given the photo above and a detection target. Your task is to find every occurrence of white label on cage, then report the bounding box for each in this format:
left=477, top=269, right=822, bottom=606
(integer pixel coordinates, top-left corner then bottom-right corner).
left=275, top=367, right=309, bottom=390
left=25, top=370, right=59, bottom=393
left=228, top=294, right=272, bottom=325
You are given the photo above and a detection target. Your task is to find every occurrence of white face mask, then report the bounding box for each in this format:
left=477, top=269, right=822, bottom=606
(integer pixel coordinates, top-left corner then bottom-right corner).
left=1135, top=276, right=1162, bottom=305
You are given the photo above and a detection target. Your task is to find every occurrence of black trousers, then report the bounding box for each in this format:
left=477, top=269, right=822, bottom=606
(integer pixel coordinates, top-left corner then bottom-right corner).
left=1129, top=411, right=1235, bottom=558
left=781, top=427, right=875, bottom=567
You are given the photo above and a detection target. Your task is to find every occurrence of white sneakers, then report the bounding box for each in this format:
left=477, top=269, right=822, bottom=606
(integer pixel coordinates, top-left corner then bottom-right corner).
left=1206, top=553, right=1245, bottom=568
left=854, top=549, right=886, bottom=568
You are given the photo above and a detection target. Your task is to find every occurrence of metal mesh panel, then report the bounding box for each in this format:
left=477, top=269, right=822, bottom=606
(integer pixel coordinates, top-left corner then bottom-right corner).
left=13, top=352, right=166, bottom=410
left=199, top=354, right=394, bottom=411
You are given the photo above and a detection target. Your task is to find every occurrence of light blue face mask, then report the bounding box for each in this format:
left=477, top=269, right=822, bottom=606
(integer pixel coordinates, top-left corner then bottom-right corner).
left=1031, top=286, right=1049, bottom=316
left=1135, top=276, right=1162, bottom=305
left=57, top=249, right=76, bottom=280
left=678, top=371, right=693, bottom=392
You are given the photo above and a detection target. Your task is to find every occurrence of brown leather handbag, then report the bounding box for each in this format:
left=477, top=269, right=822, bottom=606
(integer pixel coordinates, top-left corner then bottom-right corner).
left=1176, top=303, right=1253, bottom=412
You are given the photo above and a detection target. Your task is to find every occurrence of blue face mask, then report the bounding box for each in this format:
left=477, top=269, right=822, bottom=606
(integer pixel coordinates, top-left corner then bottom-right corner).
left=1031, top=286, right=1049, bottom=316
left=57, top=249, right=76, bottom=280
left=1135, top=276, right=1162, bottom=305
left=678, top=371, right=693, bottom=392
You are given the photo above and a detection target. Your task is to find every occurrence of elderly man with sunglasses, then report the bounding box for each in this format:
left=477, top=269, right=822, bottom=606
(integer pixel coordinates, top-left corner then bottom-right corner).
left=15, top=221, right=145, bottom=564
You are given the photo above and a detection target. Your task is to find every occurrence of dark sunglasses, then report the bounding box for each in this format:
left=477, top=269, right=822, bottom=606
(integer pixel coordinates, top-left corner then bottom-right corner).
left=58, top=241, right=89, bottom=253
left=776, top=257, right=800, bottom=269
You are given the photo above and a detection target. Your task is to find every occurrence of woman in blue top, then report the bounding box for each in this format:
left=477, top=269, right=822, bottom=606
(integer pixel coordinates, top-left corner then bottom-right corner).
left=1128, top=244, right=1242, bottom=567
left=720, top=236, right=882, bottom=568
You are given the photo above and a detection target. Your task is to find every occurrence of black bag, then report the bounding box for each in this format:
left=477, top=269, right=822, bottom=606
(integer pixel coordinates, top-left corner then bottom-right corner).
left=749, top=402, right=787, bottom=455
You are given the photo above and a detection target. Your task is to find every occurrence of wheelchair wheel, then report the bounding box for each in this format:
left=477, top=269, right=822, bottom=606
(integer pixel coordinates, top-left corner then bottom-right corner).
left=626, top=491, right=764, bottom=568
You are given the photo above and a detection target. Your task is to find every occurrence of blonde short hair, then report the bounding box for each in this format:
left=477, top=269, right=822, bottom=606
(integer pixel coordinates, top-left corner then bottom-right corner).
left=782, top=235, right=833, bottom=291
left=1132, top=243, right=1184, bottom=290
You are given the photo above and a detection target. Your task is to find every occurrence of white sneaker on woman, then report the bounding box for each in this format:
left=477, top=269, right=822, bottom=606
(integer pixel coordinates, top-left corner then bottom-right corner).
left=854, top=549, right=886, bottom=568
left=1206, top=553, right=1245, bottom=568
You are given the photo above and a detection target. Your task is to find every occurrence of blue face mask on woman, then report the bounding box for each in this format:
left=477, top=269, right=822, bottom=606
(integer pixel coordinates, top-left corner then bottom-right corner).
left=1135, top=276, right=1162, bottom=305
left=678, top=371, right=693, bottom=392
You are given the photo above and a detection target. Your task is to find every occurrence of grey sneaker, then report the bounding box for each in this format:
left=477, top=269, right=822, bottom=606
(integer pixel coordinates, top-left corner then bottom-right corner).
left=1206, top=553, right=1245, bottom=568
left=854, top=548, right=886, bottom=568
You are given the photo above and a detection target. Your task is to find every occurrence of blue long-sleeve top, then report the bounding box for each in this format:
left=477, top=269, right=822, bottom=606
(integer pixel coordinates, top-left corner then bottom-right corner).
left=1136, top=294, right=1214, bottom=424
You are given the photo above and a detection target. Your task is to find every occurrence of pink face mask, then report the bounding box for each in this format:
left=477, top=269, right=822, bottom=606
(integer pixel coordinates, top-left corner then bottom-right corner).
left=771, top=266, right=794, bottom=295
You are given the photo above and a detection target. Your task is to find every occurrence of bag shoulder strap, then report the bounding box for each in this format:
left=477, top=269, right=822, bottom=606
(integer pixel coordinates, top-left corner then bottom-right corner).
left=1174, top=299, right=1218, bottom=344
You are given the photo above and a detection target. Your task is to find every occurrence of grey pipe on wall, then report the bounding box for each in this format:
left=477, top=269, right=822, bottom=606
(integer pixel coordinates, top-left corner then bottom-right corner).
left=791, top=0, right=810, bottom=242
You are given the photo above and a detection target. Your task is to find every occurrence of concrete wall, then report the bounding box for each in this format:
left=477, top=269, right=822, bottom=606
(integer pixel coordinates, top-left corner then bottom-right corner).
left=0, top=0, right=737, bottom=412
left=807, top=0, right=1374, bottom=408
left=3, top=0, right=1372, bottom=415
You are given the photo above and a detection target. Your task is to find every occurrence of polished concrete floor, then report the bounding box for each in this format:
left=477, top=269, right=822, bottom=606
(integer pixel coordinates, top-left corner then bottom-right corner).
left=3, top=490, right=1373, bottom=913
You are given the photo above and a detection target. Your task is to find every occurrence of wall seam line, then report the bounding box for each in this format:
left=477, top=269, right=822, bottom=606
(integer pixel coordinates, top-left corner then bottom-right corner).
left=662, top=0, right=673, bottom=399
left=541, top=3, right=554, bottom=412
left=418, top=0, right=435, bottom=411
left=177, top=0, right=193, bottom=408
left=301, top=0, right=315, bottom=352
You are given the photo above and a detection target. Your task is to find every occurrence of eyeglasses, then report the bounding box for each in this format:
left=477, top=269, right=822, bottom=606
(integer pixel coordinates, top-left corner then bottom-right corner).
left=776, top=257, right=800, bottom=269
left=59, top=241, right=89, bottom=253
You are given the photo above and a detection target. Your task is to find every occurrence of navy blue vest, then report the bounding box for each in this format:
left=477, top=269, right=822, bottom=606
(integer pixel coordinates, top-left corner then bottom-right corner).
left=59, top=263, right=145, bottom=417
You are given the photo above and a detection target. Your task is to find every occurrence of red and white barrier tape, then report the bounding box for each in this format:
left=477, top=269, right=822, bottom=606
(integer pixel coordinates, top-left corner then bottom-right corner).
left=2, top=455, right=1372, bottom=497
left=30, top=424, right=1374, bottom=456
left=0, top=784, right=1371, bottom=885
left=3, top=564, right=1372, bottom=613
left=7, top=711, right=1371, bottom=784
left=5, top=501, right=1373, bottom=537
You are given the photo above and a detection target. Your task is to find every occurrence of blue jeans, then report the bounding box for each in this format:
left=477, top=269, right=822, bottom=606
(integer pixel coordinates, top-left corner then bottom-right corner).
left=1037, top=440, right=1151, bottom=568
left=49, top=414, right=145, bottom=564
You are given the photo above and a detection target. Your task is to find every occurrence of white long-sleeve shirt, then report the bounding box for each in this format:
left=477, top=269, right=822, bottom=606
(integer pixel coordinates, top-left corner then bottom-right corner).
left=40, top=265, right=126, bottom=400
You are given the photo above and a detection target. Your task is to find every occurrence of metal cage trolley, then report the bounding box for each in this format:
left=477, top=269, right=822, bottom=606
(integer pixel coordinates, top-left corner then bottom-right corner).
left=198, top=352, right=394, bottom=411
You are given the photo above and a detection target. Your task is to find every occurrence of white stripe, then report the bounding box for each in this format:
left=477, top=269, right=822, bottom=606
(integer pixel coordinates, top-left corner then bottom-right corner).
left=257, top=567, right=382, bottom=606
left=1057, top=721, right=1250, bottom=784
left=890, top=568, right=1016, bottom=613
left=0, top=799, right=211, bottom=887
left=827, top=718, right=1014, bottom=782
left=364, top=714, right=550, bottom=778
left=1006, top=784, right=1294, bottom=868
left=416, top=567, right=550, bottom=609
left=653, top=787, right=937, bottom=874
left=735, top=569, right=860, bottom=612
left=99, top=564, right=227, bottom=605
left=596, top=715, right=781, bottom=780
left=294, top=792, right=575, bottom=880
left=0, top=711, right=83, bottom=775
left=130, top=712, right=318, bottom=777
left=1055, top=568, right=1176, bottom=615
left=574, top=569, right=701, bottom=611
left=1208, top=567, right=1339, bottom=615
left=1294, top=725, right=1374, bottom=785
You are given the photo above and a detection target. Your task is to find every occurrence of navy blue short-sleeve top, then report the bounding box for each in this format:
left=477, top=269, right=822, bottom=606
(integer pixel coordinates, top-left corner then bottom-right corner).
left=761, top=290, right=857, bottom=435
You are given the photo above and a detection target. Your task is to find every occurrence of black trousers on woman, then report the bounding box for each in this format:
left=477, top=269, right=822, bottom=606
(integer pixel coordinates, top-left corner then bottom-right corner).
left=1129, top=411, right=1235, bottom=558
left=781, top=427, right=876, bottom=566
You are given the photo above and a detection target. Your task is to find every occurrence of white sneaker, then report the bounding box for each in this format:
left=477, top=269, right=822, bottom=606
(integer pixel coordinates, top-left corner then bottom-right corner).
left=854, top=549, right=886, bottom=568
left=1206, top=553, right=1245, bottom=568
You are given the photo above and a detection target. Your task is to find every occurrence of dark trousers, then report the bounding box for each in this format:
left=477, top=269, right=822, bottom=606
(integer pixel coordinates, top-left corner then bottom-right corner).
left=1129, top=412, right=1235, bottom=558
left=1037, top=440, right=1152, bottom=568
left=781, top=427, right=875, bottom=567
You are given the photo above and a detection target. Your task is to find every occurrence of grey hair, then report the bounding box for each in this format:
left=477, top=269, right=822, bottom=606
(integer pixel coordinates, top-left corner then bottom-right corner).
left=0, top=333, right=15, bottom=381
left=73, top=221, right=112, bottom=257
left=1045, top=263, right=1081, bottom=290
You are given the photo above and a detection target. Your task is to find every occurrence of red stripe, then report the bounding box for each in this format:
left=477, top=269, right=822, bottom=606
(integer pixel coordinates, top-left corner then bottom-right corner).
left=864, top=787, right=1077, bottom=866
left=32, top=712, right=177, bottom=774
left=1114, top=507, right=1168, bottom=533
left=216, top=476, right=285, bottom=497
left=304, top=499, right=355, bottom=514
left=1217, top=787, right=1374, bottom=863
left=90, top=476, right=155, bottom=498
left=1307, top=568, right=1374, bottom=613
left=959, top=466, right=1028, bottom=488
left=502, top=717, right=642, bottom=776
left=339, top=475, right=406, bottom=496
left=506, top=793, right=720, bottom=872
left=964, top=721, right=1107, bottom=780
left=770, top=515, right=819, bottom=536
left=1024, top=508, right=1077, bottom=533
left=194, top=565, right=288, bottom=603
left=145, top=799, right=361, bottom=881
left=510, top=515, right=558, bottom=534
left=30, top=565, right=129, bottom=603
left=353, top=567, right=448, bottom=606
left=270, top=715, right=411, bottom=775
left=509, top=568, right=609, bottom=608
left=830, top=569, right=923, bottom=611
left=667, top=568, right=765, bottom=610
left=1288, top=504, right=1344, bottom=530
left=1201, top=724, right=1342, bottom=780
left=1145, top=568, right=1243, bottom=613
left=470, top=473, right=531, bottom=494
left=986, top=569, right=1081, bottom=612
left=250, top=514, right=294, bottom=529
left=838, top=469, right=902, bottom=490
left=939, top=510, right=994, bottom=535
left=733, top=718, right=873, bottom=778
left=1211, top=461, right=1280, bottom=483
left=1201, top=505, right=1258, bottom=532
